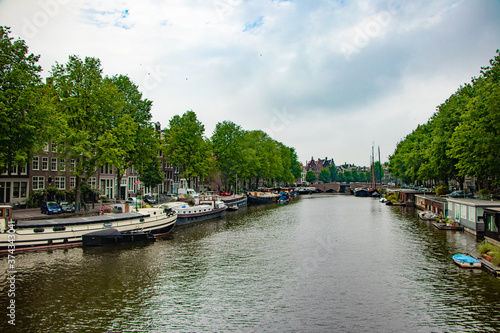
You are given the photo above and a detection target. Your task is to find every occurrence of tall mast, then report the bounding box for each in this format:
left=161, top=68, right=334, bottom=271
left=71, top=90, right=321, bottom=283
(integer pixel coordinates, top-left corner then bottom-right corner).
left=378, top=145, right=381, bottom=185
left=372, top=143, right=375, bottom=189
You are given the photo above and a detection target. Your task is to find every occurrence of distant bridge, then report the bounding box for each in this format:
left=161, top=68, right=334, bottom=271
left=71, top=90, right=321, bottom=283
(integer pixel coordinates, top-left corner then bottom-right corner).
left=311, top=182, right=374, bottom=193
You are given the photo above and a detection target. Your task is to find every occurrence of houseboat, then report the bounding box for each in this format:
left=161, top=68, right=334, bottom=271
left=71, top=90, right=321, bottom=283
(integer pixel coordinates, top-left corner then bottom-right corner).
left=0, top=205, right=177, bottom=254
left=415, top=194, right=447, bottom=217
left=446, top=198, right=500, bottom=236
left=170, top=195, right=227, bottom=226
left=483, top=207, right=500, bottom=246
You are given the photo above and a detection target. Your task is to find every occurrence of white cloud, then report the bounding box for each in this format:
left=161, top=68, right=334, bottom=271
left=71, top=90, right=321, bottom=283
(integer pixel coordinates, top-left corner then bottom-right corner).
left=1, top=0, right=499, bottom=166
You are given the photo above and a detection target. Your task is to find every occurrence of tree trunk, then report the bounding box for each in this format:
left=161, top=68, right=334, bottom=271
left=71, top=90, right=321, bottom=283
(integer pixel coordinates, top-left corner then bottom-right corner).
left=116, top=169, right=123, bottom=201
left=75, top=175, right=82, bottom=211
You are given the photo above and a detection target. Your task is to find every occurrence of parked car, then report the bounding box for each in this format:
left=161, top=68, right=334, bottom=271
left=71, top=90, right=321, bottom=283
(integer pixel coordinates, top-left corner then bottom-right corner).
left=143, top=195, right=157, bottom=205
left=126, top=197, right=140, bottom=206
left=447, top=190, right=472, bottom=198
left=218, top=190, right=231, bottom=196
left=41, top=201, right=62, bottom=214
left=59, top=202, right=75, bottom=213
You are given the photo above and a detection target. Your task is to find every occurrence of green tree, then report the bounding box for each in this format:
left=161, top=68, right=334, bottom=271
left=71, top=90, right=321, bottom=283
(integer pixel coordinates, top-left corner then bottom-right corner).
left=163, top=110, right=212, bottom=188
left=50, top=55, right=124, bottom=208
left=100, top=74, right=155, bottom=200
left=211, top=121, right=244, bottom=190
left=319, top=168, right=331, bottom=183
left=140, top=156, right=164, bottom=190
left=306, top=170, right=316, bottom=183
left=449, top=54, right=500, bottom=188
left=328, top=163, right=338, bottom=182
left=0, top=27, right=52, bottom=173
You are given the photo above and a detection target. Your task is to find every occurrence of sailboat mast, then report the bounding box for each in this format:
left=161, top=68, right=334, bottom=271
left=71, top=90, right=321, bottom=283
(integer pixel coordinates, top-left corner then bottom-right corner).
left=378, top=145, right=381, bottom=185
left=371, top=144, right=375, bottom=189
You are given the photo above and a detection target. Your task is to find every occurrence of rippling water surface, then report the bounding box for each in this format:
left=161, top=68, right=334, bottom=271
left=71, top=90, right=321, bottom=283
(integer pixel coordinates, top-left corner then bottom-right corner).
left=2, top=195, right=500, bottom=332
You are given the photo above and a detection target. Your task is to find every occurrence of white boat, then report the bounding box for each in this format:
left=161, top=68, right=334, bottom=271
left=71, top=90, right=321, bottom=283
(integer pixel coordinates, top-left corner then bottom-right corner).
left=0, top=205, right=176, bottom=254
left=418, top=211, right=438, bottom=220
left=169, top=195, right=227, bottom=226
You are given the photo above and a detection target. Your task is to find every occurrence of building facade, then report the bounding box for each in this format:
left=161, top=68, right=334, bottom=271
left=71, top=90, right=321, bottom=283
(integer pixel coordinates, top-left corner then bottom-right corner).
left=0, top=140, right=180, bottom=206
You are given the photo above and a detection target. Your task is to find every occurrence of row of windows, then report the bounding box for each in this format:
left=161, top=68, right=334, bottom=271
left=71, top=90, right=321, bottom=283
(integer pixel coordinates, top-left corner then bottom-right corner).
left=453, top=203, right=483, bottom=222
left=32, top=157, right=72, bottom=172
left=32, top=177, right=100, bottom=190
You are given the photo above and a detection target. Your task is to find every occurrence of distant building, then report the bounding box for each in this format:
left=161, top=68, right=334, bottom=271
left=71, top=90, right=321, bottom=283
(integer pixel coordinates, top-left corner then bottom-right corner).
left=305, top=157, right=335, bottom=182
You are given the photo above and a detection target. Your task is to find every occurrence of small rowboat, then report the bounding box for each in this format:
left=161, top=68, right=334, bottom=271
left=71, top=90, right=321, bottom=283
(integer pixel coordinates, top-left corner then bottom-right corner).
left=452, top=254, right=481, bottom=268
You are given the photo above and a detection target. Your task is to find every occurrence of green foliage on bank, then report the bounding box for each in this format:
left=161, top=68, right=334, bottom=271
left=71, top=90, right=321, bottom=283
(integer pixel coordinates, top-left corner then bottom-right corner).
left=0, top=26, right=302, bottom=201
left=388, top=50, right=500, bottom=190
left=478, top=241, right=500, bottom=266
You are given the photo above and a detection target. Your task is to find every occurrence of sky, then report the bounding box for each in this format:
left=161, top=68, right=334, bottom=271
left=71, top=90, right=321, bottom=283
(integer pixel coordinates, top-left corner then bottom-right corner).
left=1, top=0, right=499, bottom=167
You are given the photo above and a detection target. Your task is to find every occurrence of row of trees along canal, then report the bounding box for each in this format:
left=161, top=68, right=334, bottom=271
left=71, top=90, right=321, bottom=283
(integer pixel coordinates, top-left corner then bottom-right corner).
left=388, top=49, right=500, bottom=193
left=0, top=27, right=301, bottom=209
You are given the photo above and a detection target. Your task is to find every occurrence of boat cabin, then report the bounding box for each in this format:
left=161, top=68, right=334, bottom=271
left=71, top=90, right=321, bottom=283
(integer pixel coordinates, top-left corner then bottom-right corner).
left=397, top=189, right=427, bottom=207
left=483, top=207, right=500, bottom=246
left=415, top=195, right=447, bottom=217
left=0, top=205, right=12, bottom=232
left=446, top=198, right=500, bottom=236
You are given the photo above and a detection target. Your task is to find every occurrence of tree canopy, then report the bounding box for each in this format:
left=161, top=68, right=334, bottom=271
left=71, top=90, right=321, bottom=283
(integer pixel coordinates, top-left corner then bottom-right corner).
left=389, top=49, right=500, bottom=189
left=0, top=27, right=52, bottom=173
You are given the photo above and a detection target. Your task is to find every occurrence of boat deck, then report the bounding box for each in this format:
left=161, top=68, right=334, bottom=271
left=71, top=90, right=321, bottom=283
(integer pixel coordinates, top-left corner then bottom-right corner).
left=15, top=211, right=149, bottom=228
left=478, top=258, right=500, bottom=276
left=433, top=222, right=463, bottom=231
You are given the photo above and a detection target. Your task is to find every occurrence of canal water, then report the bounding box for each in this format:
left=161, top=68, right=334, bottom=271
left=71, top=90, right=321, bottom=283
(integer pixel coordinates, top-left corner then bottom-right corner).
left=2, top=195, right=500, bottom=332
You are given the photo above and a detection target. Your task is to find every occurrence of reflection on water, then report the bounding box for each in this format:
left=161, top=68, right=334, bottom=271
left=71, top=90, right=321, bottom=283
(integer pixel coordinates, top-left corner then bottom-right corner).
left=1, top=195, right=500, bottom=332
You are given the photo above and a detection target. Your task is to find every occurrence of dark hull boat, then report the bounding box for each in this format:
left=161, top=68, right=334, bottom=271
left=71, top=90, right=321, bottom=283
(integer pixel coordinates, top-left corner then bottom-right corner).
left=247, top=192, right=281, bottom=205
left=82, top=228, right=155, bottom=246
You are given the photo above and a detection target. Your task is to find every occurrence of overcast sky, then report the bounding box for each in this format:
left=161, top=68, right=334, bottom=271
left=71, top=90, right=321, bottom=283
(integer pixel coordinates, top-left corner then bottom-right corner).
left=1, top=0, right=499, bottom=166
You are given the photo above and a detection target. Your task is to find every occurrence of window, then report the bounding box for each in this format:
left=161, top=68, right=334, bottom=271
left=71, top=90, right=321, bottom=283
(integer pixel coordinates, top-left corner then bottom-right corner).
left=489, top=216, right=498, bottom=233
left=20, top=182, right=27, bottom=198
left=13, top=182, right=19, bottom=198
left=70, top=177, right=75, bottom=188
left=12, top=182, right=27, bottom=198
left=88, top=177, right=97, bottom=189
left=59, top=159, right=65, bottom=171
left=32, top=156, right=39, bottom=170
left=51, top=158, right=58, bottom=171
left=54, top=177, right=65, bottom=190
left=51, top=142, right=58, bottom=152
left=70, top=159, right=75, bottom=170
left=43, top=143, right=49, bottom=152
left=32, top=176, right=45, bottom=190
left=460, top=205, right=467, bottom=220
left=19, top=164, right=27, bottom=175
left=468, top=206, right=476, bottom=222
left=454, top=204, right=460, bottom=221
left=42, top=157, right=48, bottom=171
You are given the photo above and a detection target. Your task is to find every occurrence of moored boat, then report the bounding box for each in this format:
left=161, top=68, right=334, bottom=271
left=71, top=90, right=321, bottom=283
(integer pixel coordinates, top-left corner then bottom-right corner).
left=247, top=191, right=281, bottom=205
left=418, top=211, right=438, bottom=220
left=170, top=195, right=227, bottom=226
left=220, top=194, right=248, bottom=210
left=452, top=254, right=481, bottom=268
left=0, top=205, right=177, bottom=254
left=353, top=187, right=369, bottom=197
left=82, top=228, right=156, bottom=246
